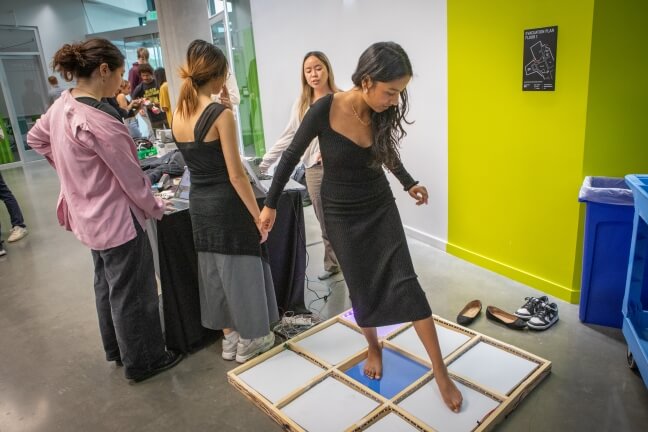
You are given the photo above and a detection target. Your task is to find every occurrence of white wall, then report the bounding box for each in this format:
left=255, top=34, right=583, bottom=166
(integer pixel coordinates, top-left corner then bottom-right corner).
left=0, top=0, right=88, bottom=71
left=250, top=0, right=449, bottom=248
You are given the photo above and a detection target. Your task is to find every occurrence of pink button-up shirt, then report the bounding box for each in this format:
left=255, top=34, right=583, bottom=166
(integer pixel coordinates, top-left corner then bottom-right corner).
left=27, top=90, right=164, bottom=250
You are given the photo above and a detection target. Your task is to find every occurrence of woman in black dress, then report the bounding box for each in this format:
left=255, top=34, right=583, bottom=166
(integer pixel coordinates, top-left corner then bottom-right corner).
left=261, top=42, right=462, bottom=412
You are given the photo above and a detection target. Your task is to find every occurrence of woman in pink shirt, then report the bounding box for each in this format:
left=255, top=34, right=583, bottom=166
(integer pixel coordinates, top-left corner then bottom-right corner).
left=27, top=38, right=182, bottom=382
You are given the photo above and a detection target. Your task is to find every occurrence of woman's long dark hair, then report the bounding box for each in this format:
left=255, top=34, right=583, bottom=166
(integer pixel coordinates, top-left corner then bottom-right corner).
left=154, top=67, right=167, bottom=86
left=351, top=42, right=413, bottom=170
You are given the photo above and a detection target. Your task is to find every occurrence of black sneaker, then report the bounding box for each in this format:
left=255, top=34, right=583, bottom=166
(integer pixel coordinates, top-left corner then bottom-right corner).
left=527, top=302, right=559, bottom=330
left=515, top=296, right=549, bottom=320
left=128, top=350, right=183, bottom=383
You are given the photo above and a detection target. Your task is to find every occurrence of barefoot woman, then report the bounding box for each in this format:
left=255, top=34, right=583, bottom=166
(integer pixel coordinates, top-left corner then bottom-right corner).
left=260, top=42, right=462, bottom=412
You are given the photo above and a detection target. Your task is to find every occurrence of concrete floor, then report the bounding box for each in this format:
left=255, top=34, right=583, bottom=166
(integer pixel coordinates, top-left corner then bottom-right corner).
left=0, top=161, right=646, bottom=432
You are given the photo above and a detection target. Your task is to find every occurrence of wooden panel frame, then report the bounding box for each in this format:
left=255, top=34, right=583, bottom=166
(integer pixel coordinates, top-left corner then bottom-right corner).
left=228, top=310, right=551, bottom=432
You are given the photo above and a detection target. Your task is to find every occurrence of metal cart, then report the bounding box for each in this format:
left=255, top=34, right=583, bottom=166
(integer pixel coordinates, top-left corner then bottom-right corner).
left=623, top=175, right=648, bottom=387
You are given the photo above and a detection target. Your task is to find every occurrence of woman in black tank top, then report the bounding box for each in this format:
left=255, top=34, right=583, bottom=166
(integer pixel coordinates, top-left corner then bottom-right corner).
left=172, top=40, right=278, bottom=363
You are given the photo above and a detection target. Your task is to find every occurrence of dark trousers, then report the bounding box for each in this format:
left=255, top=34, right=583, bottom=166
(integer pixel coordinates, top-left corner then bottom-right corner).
left=0, top=172, right=26, bottom=246
left=91, top=219, right=167, bottom=379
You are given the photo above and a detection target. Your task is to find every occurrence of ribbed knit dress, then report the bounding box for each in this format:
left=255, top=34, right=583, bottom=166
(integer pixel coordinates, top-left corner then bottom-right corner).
left=265, top=94, right=431, bottom=327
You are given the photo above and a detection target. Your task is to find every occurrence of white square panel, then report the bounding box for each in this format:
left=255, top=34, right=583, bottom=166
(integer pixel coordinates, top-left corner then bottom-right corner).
left=390, top=325, right=471, bottom=361
left=399, top=378, right=500, bottom=432
left=339, top=309, right=406, bottom=338
left=238, top=350, right=324, bottom=404
left=448, top=342, right=538, bottom=395
left=295, top=322, right=367, bottom=365
left=363, top=412, right=421, bottom=431
left=283, top=376, right=380, bottom=432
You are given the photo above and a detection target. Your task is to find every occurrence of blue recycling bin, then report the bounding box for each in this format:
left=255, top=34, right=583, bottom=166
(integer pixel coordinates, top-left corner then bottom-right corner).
left=578, top=177, right=634, bottom=327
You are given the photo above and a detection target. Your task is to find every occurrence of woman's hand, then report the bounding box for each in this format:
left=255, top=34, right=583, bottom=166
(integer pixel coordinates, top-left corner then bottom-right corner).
left=255, top=219, right=269, bottom=244
left=220, top=85, right=232, bottom=110
left=162, top=199, right=175, bottom=211
left=128, top=98, right=142, bottom=110
left=259, top=207, right=277, bottom=232
left=408, top=185, right=429, bottom=206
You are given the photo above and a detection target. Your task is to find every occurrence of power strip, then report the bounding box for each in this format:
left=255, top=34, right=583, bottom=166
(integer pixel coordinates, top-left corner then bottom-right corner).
left=281, top=316, right=312, bottom=326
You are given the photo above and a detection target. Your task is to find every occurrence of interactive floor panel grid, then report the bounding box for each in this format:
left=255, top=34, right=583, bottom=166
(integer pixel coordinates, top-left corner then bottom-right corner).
left=228, top=310, right=551, bottom=432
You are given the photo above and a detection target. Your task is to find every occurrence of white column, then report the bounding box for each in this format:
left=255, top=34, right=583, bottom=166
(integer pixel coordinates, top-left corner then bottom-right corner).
left=154, top=0, right=212, bottom=110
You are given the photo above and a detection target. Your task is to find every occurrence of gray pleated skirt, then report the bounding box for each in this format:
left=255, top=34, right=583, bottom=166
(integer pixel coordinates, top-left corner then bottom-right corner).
left=197, top=252, right=279, bottom=339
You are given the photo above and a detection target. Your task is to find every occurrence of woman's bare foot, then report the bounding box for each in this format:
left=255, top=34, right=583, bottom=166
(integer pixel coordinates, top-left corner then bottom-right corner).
left=436, top=374, right=463, bottom=413
left=363, top=345, right=383, bottom=380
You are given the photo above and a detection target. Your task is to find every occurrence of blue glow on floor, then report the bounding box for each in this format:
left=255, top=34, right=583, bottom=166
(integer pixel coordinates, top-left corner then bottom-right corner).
left=345, top=349, right=429, bottom=399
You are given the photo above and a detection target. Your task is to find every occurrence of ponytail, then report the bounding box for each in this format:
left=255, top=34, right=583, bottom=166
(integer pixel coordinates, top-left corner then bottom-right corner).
left=176, top=66, right=200, bottom=118
left=175, top=40, right=228, bottom=118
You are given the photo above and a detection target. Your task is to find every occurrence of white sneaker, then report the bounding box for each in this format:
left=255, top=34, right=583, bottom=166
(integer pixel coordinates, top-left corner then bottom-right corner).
left=0, top=247, right=6, bottom=257
left=515, top=296, right=548, bottom=320
left=7, top=226, right=27, bottom=243
left=318, top=268, right=340, bottom=280
left=528, top=302, right=559, bottom=331
left=236, top=332, right=275, bottom=363
left=222, top=331, right=240, bottom=360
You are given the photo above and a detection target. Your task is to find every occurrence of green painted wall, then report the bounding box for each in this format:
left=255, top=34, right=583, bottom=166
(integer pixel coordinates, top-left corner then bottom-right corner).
left=583, top=0, right=648, bottom=177
left=447, top=0, right=595, bottom=303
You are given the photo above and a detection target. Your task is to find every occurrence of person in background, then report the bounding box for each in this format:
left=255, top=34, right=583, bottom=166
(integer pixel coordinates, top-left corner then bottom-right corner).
left=260, top=51, right=342, bottom=280
left=115, top=80, right=143, bottom=138
left=132, top=64, right=167, bottom=130
left=259, top=42, right=463, bottom=412
left=172, top=40, right=278, bottom=364
left=27, top=38, right=182, bottom=382
left=155, top=67, right=172, bottom=127
left=128, top=47, right=149, bottom=94
left=0, top=172, right=29, bottom=257
left=47, top=76, right=64, bottom=106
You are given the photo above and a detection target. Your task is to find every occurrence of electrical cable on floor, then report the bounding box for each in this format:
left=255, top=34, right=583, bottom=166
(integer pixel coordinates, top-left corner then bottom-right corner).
left=271, top=197, right=346, bottom=341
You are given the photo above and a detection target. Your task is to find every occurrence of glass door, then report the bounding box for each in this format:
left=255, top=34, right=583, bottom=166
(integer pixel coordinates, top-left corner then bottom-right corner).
left=211, top=19, right=228, bottom=61
left=209, top=0, right=265, bottom=157
left=226, top=0, right=265, bottom=157
left=0, top=81, right=21, bottom=166
left=0, top=56, right=47, bottom=163
left=210, top=10, right=245, bottom=154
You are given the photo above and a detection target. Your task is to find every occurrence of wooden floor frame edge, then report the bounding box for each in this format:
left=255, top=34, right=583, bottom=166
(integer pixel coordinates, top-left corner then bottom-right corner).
left=227, top=310, right=552, bottom=432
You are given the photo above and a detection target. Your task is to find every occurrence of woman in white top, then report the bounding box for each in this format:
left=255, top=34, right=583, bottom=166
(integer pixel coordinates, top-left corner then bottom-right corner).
left=260, top=51, right=342, bottom=280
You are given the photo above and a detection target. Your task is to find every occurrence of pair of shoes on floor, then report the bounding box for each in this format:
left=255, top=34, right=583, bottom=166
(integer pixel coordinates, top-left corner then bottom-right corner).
left=515, top=296, right=559, bottom=330
left=456, top=299, right=526, bottom=330
left=128, top=350, right=183, bottom=383
left=7, top=226, right=28, bottom=243
left=318, top=268, right=341, bottom=280
left=457, top=296, right=559, bottom=331
left=221, top=331, right=275, bottom=363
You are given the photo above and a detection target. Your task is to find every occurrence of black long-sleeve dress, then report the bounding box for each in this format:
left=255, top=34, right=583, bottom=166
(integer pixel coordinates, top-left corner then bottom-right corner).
left=265, top=94, right=431, bottom=327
